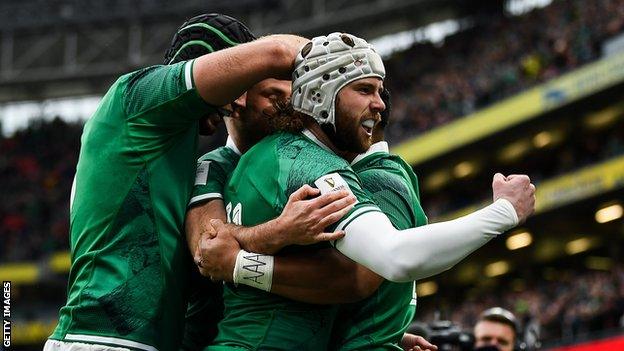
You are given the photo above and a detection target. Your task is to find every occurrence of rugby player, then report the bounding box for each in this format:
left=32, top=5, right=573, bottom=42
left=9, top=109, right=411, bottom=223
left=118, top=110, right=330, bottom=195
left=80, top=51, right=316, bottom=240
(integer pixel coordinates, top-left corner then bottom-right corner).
left=45, top=14, right=355, bottom=351
left=194, top=33, right=535, bottom=349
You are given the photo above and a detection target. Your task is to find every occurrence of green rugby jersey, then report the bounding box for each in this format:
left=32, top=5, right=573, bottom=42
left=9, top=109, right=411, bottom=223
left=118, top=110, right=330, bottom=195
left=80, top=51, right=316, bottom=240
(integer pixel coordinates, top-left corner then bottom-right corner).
left=188, top=138, right=242, bottom=207
left=330, top=142, right=428, bottom=350
left=209, top=131, right=383, bottom=350
left=182, top=138, right=241, bottom=351
left=51, top=60, right=215, bottom=351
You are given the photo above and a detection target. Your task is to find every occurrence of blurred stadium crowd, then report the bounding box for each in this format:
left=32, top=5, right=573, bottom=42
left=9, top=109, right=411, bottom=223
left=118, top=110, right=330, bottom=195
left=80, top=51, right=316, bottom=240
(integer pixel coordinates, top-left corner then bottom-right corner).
left=418, top=263, right=624, bottom=342
left=2, top=0, right=624, bottom=347
left=384, top=0, right=624, bottom=142
left=0, top=119, right=81, bottom=262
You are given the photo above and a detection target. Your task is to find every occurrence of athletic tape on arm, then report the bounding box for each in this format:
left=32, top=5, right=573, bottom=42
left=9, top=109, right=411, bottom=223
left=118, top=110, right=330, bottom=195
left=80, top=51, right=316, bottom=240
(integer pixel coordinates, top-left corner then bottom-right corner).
left=334, top=199, right=519, bottom=282
left=233, top=249, right=275, bottom=292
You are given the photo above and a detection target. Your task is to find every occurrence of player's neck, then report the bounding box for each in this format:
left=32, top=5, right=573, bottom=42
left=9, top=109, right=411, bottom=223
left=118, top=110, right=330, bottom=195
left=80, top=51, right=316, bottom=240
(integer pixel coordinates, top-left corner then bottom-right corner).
left=304, top=120, right=347, bottom=158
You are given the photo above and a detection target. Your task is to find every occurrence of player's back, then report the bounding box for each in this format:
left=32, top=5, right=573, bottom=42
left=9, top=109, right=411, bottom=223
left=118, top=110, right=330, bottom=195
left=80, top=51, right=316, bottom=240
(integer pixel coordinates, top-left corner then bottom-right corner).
left=212, top=132, right=363, bottom=350
left=52, top=60, right=212, bottom=351
left=330, top=146, right=428, bottom=350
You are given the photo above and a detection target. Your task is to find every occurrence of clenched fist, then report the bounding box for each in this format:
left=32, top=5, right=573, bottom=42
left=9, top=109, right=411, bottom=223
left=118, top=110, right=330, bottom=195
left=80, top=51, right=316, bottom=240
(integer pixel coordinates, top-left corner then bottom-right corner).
left=492, top=173, right=536, bottom=223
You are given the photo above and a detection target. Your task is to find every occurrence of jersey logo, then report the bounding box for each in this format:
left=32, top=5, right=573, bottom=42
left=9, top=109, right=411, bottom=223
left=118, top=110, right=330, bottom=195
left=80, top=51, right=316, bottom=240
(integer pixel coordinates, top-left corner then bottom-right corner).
left=195, top=161, right=211, bottom=186
left=324, top=177, right=336, bottom=187
left=314, top=173, right=352, bottom=195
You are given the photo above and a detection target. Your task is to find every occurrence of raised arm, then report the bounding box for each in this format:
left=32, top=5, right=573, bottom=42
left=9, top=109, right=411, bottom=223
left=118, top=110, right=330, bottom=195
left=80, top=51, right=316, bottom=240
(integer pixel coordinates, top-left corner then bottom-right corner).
left=193, top=35, right=308, bottom=106
left=334, top=174, right=535, bottom=282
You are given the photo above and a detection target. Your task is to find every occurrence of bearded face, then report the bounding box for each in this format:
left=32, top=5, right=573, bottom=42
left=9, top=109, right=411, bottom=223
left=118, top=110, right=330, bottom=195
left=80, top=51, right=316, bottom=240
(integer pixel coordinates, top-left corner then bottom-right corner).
left=235, top=78, right=292, bottom=144
left=329, top=77, right=386, bottom=154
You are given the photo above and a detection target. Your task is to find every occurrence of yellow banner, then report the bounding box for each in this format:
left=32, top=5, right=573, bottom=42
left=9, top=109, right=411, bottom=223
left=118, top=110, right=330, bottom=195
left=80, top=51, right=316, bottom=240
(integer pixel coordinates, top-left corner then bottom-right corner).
left=393, top=52, right=624, bottom=165
left=0, top=263, right=39, bottom=284
left=437, top=155, right=624, bottom=221
left=536, top=155, right=624, bottom=212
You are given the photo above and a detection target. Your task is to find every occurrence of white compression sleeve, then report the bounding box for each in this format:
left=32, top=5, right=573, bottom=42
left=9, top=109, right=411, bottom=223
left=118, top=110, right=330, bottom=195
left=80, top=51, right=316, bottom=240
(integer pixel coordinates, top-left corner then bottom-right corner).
left=334, top=199, right=519, bottom=282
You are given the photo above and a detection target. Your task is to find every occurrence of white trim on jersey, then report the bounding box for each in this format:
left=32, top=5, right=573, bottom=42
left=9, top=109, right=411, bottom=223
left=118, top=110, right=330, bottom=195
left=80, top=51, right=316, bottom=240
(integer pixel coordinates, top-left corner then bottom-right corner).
left=184, top=60, right=194, bottom=90
left=63, top=334, right=158, bottom=351
left=335, top=205, right=382, bottom=232
left=351, top=141, right=389, bottom=166
left=44, top=339, right=131, bottom=351
left=225, top=136, right=242, bottom=156
left=188, top=193, right=223, bottom=207
left=302, top=129, right=333, bottom=153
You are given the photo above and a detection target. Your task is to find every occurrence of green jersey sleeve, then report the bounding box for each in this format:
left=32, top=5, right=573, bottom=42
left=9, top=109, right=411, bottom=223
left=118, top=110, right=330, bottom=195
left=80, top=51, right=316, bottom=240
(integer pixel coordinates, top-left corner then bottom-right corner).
left=123, top=60, right=213, bottom=122
left=188, top=146, right=241, bottom=207
left=119, top=60, right=217, bottom=162
left=312, top=169, right=383, bottom=233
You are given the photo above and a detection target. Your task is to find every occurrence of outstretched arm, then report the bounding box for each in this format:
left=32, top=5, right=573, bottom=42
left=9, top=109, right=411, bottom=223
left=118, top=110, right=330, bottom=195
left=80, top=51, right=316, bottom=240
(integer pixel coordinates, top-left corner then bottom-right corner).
left=193, top=35, right=308, bottom=106
left=335, top=199, right=518, bottom=282
left=333, top=174, right=535, bottom=282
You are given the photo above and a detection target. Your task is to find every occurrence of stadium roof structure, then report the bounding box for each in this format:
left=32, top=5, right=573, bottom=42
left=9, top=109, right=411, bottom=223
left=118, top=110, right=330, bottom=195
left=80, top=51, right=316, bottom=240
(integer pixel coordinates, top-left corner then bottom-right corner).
left=0, top=0, right=501, bottom=103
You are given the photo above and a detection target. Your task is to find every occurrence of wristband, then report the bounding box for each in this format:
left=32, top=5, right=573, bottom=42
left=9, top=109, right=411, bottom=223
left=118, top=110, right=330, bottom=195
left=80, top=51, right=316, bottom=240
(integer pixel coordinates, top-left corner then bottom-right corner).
left=232, top=249, right=274, bottom=292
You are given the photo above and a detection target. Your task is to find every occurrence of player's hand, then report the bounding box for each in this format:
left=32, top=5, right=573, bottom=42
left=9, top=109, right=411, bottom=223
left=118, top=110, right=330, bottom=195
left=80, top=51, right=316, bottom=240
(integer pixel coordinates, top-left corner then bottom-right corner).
left=259, top=34, right=310, bottom=78
left=194, top=219, right=240, bottom=282
left=400, top=333, right=438, bottom=351
left=492, top=173, right=536, bottom=224
left=274, top=184, right=356, bottom=247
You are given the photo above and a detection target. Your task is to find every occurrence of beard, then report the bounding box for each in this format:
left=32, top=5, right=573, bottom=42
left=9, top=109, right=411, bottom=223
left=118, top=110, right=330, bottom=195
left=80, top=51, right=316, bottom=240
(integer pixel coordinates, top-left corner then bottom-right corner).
left=326, top=101, right=373, bottom=154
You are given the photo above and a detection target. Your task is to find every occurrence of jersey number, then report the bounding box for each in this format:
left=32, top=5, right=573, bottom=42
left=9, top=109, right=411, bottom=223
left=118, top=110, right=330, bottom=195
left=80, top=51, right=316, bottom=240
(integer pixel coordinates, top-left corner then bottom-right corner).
left=226, top=202, right=242, bottom=225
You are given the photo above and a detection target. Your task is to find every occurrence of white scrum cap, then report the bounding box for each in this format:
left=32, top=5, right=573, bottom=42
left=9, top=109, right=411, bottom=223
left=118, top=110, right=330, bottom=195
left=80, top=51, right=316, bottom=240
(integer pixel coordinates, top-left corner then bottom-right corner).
left=291, top=32, right=385, bottom=128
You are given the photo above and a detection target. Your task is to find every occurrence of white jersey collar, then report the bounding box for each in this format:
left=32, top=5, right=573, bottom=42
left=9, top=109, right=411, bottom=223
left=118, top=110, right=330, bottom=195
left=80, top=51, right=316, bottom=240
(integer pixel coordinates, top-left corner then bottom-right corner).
left=302, top=129, right=334, bottom=153
left=225, top=135, right=242, bottom=156
left=351, top=141, right=389, bottom=166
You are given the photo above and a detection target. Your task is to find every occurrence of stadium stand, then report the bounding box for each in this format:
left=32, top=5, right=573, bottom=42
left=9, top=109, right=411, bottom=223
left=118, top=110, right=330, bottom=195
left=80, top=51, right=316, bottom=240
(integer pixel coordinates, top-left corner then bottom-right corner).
left=417, top=263, right=624, bottom=344
left=384, top=0, right=624, bottom=143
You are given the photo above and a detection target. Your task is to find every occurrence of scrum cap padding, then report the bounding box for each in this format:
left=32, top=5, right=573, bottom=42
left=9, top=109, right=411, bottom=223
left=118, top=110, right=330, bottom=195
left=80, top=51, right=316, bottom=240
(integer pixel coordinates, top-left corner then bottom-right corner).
left=291, top=32, right=385, bottom=128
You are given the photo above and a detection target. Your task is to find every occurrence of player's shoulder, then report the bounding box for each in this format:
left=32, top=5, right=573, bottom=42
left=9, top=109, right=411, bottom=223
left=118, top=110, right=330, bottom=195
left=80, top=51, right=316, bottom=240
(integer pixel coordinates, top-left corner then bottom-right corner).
left=356, top=153, right=417, bottom=194
left=284, top=132, right=350, bottom=169
left=354, top=152, right=404, bottom=175
left=246, top=131, right=351, bottom=171
left=118, top=62, right=184, bottom=89
left=198, top=145, right=240, bottom=164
